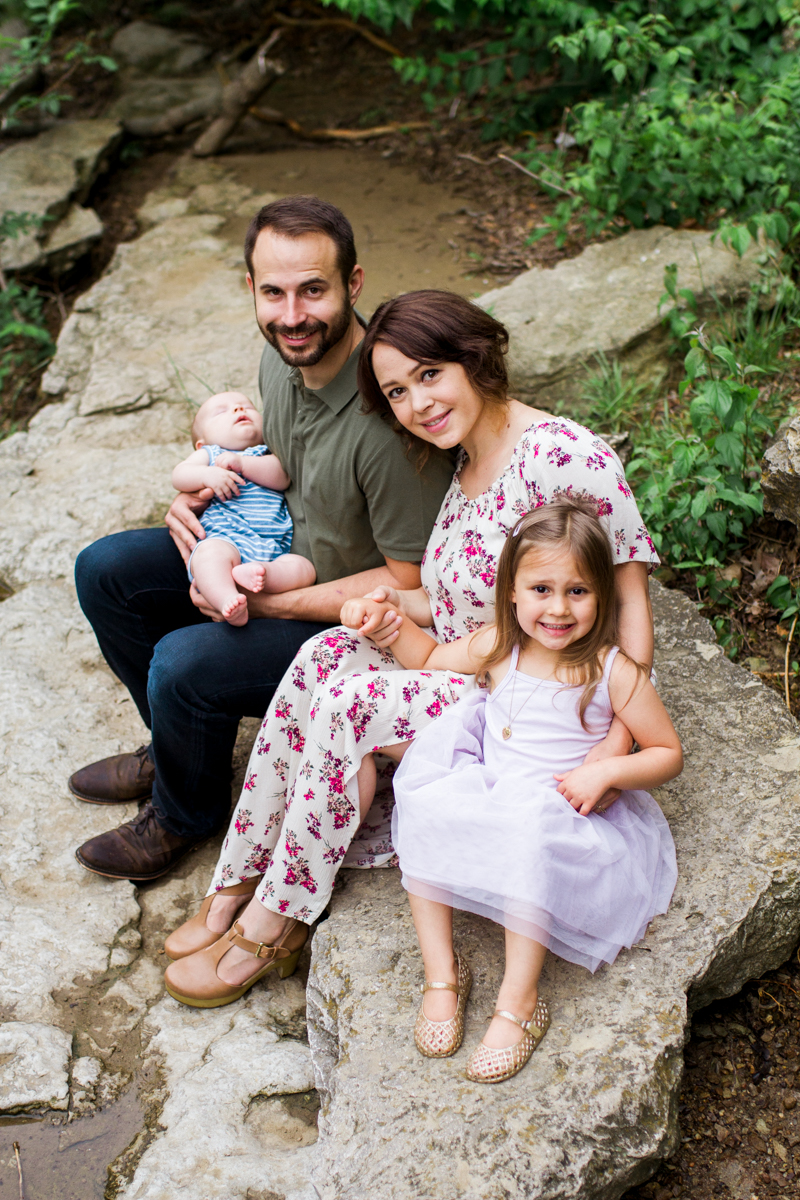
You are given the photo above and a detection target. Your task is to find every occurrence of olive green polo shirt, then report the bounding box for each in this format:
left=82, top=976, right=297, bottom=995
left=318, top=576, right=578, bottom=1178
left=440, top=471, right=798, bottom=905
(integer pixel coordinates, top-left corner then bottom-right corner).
left=259, top=339, right=454, bottom=585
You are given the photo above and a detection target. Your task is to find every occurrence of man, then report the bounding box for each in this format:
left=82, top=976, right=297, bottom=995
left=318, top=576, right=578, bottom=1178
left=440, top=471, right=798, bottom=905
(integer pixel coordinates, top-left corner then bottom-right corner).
left=72, top=196, right=453, bottom=882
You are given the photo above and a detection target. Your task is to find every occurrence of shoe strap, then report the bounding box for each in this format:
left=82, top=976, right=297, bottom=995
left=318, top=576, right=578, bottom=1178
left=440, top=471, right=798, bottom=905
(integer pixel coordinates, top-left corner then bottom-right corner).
left=491, top=1009, right=531, bottom=1031
left=421, top=980, right=458, bottom=995
left=227, top=919, right=295, bottom=960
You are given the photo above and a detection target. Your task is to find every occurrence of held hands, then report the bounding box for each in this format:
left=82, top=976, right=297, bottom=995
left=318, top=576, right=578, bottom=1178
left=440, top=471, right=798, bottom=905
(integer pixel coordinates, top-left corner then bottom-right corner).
left=340, top=587, right=403, bottom=648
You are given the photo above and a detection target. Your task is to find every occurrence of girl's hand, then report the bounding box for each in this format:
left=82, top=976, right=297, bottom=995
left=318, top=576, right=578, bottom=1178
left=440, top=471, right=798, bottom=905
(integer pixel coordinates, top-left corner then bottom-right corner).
left=553, top=763, right=613, bottom=816
left=214, top=451, right=244, bottom=474
left=203, top=465, right=245, bottom=500
left=340, top=597, right=403, bottom=646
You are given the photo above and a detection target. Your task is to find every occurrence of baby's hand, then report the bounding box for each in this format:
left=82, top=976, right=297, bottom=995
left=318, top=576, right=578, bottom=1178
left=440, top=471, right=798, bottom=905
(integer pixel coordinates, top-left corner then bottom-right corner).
left=553, top=763, right=612, bottom=816
left=214, top=451, right=244, bottom=473
left=203, top=465, right=245, bottom=500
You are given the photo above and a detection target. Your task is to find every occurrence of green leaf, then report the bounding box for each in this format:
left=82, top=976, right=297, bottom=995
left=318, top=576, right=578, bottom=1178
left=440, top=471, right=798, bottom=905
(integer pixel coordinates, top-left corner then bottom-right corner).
left=684, top=345, right=707, bottom=381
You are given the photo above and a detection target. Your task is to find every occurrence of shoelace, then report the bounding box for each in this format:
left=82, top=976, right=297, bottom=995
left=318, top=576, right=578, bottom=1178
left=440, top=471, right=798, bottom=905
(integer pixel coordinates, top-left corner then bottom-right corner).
left=130, top=803, right=157, bottom=834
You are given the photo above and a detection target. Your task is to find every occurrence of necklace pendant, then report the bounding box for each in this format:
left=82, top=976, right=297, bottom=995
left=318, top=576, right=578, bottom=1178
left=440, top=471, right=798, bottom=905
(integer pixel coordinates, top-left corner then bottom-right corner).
left=502, top=726, right=512, bottom=740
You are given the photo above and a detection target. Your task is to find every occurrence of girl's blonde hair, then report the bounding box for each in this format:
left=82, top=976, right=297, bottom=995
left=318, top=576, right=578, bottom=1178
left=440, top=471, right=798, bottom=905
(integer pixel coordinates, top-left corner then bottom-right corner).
left=481, top=498, right=638, bottom=727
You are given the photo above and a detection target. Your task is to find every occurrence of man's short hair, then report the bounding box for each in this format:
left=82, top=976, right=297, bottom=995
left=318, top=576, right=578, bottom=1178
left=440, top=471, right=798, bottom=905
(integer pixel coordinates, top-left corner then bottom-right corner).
left=244, top=196, right=357, bottom=287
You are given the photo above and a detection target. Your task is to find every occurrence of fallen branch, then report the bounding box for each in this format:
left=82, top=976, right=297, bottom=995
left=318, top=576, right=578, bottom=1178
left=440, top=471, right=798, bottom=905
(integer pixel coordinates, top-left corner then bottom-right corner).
left=272, top=12, right=402, bottom=57
left=784, top=613, right=798, bottom=709
left=496, top=152, right=579, bottom=199
left=249, top=106, right=427, bottom=141
left=124, top=96, right=215, bottom=138
left=193, top=30, right=284, bottom=158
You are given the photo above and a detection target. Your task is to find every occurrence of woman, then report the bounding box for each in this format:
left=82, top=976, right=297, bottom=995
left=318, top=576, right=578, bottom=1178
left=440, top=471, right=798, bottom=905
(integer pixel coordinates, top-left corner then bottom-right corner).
left=163, top=290, right=659, bottom=1008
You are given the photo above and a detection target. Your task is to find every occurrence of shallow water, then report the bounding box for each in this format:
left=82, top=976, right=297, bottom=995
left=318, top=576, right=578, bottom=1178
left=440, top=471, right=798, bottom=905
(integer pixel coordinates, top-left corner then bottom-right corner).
left=0, top=1090, right=142, bottom=1200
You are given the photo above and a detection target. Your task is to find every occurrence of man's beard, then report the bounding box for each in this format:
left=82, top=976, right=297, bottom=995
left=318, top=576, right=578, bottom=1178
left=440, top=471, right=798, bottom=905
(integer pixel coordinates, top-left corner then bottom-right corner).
left=261, top=298, right=352, bottom=368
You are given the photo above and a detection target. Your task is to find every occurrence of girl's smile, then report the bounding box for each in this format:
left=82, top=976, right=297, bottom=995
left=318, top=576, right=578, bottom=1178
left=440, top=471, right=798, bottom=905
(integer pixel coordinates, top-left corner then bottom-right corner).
left=512, top=547, right=598, bottom=655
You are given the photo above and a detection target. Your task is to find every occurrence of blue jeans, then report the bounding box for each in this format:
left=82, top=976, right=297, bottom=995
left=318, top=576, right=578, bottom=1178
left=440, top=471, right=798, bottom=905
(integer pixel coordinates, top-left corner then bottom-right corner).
left=75, top=528, right=330, bottom=838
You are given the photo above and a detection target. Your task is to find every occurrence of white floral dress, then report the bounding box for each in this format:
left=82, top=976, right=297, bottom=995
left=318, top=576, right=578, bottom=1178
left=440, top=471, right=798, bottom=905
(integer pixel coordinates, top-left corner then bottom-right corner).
left=208, top=418, right=659, bottom=922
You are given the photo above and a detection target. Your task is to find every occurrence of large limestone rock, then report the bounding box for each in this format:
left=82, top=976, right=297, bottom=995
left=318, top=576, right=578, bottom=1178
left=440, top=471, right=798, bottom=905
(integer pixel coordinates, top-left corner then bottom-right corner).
left=106, top=20, right=220, bottom=134
left=120, top=993, right=317, bottom=1200
left=0, top=119, right=120, bottom=272
left=0, top=1022, right=72, bottom=1112
left=110, top=21, right=211, bottom=76
left=0, top=159, right=315, bottom=1199
left=39, top=158, right=272, bottom=426
left=478, top=226, right=762, bottom=408
left=306, top=582, right=800, bottom=1199
left=762, top=415, right=800, bottom=526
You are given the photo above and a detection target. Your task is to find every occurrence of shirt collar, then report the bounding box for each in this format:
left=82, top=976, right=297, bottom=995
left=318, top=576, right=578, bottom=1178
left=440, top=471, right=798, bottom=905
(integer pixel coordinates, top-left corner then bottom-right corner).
left=288, top=327, right=365, bottom=415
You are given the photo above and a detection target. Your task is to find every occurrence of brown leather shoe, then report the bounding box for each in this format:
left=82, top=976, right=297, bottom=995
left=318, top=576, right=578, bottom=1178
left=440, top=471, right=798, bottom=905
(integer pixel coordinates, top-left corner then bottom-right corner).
left=165, top=918, right=308, bottom=1008
left=164, top=877, right=262, bottom=960
left=68, top=745, right=155, bottom=805
left=75, top=802, right=209, bottom=881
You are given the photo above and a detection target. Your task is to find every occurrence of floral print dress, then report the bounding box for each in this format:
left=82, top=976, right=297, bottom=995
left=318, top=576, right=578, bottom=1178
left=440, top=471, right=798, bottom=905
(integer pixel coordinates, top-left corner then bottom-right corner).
left=208, top=418, right=659, bottom=922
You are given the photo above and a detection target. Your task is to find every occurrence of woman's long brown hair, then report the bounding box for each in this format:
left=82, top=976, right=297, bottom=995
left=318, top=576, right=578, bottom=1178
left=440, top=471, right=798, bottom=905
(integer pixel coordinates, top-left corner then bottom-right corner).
left=481, top=498, right=645, bottom=727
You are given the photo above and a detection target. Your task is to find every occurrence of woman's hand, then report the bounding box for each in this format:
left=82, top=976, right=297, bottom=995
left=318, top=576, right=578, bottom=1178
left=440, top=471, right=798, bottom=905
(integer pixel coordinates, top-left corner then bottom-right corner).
left=553, top=763, right=614, bottom=816
left=578, top=716, right=633, bottom=810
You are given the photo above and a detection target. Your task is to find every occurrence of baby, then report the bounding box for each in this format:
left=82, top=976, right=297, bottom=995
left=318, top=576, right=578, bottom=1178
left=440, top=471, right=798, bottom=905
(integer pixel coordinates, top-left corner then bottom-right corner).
left=173, top=391, right=315, bottom=626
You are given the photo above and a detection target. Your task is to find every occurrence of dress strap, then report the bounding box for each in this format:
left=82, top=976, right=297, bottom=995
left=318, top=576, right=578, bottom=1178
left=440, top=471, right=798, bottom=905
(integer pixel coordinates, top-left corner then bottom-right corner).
left=602, top=645, right=620, bottom=683
left=510, top=645, right=521, bottom=670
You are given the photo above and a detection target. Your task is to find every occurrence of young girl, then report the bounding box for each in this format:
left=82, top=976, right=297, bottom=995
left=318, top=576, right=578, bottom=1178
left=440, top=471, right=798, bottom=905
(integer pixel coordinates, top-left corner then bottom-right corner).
left=340, top=499, right=681, bottom=1084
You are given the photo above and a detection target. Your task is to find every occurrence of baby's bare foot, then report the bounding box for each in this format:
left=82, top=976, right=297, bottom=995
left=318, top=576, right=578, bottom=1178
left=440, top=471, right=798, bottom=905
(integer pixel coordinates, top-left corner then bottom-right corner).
left=222, top=593, right=249, bottom=626
left=232, top=562, right=267, bottom=593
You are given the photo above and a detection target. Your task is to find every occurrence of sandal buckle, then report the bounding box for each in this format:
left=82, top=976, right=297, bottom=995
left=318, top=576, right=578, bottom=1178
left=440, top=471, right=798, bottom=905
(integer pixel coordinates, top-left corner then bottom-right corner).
left=254, top=942, right=268, bottom=959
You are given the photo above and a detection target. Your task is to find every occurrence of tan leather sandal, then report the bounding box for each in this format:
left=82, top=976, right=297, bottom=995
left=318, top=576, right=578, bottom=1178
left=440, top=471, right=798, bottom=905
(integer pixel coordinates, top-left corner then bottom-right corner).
left=164, top=918, right=308, bottom=1009
left=164, top=877, right=262, bottom=960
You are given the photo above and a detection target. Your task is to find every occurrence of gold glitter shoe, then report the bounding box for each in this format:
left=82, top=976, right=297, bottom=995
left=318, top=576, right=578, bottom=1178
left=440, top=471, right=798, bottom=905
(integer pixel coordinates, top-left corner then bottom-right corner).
left=465, top=998, right=550, bottom=1083
left=413, top=955, right=472, bottom=1058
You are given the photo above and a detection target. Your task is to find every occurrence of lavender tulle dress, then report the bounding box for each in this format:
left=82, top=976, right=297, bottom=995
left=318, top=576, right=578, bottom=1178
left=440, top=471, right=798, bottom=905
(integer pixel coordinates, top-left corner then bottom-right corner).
left=392, top=647, right=677, bottom=973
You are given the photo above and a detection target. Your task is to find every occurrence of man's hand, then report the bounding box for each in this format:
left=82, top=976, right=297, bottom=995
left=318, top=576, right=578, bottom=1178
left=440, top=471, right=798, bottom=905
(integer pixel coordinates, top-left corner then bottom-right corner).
left=165, top=489, right=214, bottom=565
left=553, top=762, right=613, bottom=816
left=189, top=579, right=226, bottom=620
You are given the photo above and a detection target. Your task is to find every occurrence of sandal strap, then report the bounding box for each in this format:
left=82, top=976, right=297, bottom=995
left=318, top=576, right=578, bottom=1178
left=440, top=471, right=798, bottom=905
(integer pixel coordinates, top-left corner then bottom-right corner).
left=227, top=919, right=295, bottom=960
left=491, top=1009, right=531, bottom=1031
left=421, top=980, right=459, bottom=995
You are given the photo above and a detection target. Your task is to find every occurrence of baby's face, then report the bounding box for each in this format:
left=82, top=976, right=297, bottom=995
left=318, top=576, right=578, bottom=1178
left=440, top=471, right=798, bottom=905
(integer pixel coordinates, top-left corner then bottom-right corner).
left=194, top=392, right=262, bottom=451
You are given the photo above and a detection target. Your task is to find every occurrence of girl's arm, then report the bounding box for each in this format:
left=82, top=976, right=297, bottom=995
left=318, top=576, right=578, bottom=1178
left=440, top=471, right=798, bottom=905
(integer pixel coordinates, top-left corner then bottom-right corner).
left=215, top=451, right=291, bottom=492
left=582, top=561, right=653, bottom=764
left=555, top=653, right=682, bottom=815
left=340, top=595, right=492, bottom=673
left=172, top=449, right=245, bottom=500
